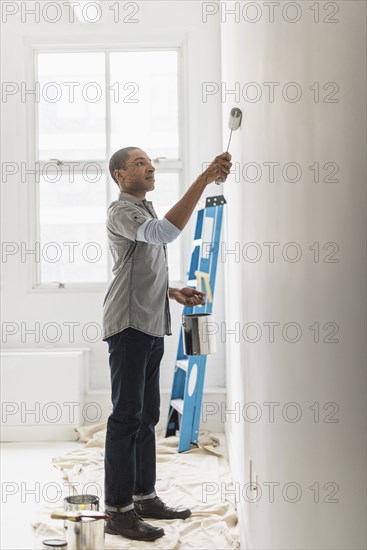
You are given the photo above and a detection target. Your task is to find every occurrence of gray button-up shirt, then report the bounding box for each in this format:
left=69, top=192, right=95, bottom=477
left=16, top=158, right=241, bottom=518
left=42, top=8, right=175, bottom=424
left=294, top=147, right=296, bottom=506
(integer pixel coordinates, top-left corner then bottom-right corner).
left=102, top=191, right=172, bottom=340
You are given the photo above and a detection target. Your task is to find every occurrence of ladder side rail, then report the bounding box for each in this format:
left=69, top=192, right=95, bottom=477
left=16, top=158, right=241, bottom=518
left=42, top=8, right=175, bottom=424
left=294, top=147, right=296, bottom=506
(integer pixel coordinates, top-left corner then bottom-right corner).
left=177, top=356, right=202, bottom=452
left=189, top=356, right=208, bottom=445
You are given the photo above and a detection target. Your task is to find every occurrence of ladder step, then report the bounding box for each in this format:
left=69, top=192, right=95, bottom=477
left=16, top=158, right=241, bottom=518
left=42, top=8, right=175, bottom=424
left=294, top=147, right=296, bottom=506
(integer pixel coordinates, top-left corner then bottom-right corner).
left=170, top=398, right=184, bottom=415
left=176, top=359, right=188, bottom=373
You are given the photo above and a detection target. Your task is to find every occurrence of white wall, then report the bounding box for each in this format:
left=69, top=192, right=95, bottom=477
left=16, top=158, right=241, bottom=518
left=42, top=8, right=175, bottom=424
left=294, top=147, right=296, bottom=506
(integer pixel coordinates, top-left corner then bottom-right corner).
left=220, top=1, right=366, bottom=549
left=1, top=1, right=227, bottom=413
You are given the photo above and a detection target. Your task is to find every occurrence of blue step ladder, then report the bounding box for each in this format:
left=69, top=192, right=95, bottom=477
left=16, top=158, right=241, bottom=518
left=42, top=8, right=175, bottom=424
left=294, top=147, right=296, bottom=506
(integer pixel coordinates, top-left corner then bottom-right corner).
left=165, top=195, right=227, bottom=452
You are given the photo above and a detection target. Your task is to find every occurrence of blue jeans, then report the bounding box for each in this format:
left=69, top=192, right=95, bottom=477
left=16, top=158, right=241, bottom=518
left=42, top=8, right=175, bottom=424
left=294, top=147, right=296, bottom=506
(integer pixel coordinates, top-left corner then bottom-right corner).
left=104, top=328, right=164, bottom=509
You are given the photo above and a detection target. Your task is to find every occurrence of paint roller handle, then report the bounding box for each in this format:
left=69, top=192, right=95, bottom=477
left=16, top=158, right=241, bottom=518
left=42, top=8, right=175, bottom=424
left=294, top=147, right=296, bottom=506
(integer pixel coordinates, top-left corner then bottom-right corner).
left=51, top=510, right=109, bottom=522
left=215, top=175, right=226, bottom=185
left=202, top=152, right=232, bottom=186
left=214, top=153, right=231, bottom=184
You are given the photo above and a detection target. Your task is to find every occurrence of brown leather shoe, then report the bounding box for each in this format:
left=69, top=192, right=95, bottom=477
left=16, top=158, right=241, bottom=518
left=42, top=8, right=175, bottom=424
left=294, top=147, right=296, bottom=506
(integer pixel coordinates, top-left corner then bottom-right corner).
left=105, top=509, right=165, bottom=541
left=134, top=496, right=192, bottom=520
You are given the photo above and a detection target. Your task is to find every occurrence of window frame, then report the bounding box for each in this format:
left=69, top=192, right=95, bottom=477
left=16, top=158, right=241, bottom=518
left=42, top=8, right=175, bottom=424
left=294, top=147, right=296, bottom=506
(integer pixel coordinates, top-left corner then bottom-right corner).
left=25, top=41, right=188, bottom=293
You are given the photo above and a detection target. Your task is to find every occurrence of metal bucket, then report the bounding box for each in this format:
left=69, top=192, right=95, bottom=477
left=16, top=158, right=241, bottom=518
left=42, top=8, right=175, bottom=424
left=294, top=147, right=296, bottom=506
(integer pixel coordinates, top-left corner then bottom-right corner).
left=64, top=495, right=99, bottom=512
left=63, top=495, right=102, bottom=549
left=182, top=313, right=216, bottom=355
left=66, top=518, right=105, bottom=550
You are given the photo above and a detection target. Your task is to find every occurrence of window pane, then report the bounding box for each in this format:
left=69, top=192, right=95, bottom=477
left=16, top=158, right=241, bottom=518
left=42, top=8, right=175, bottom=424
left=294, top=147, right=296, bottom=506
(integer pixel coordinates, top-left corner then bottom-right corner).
left=37, top=52, right=106, bottom=160
left=39, top=174, right=108, bottom=283
left=36, top=49, right=182, bottom=287
left=110, top=51, right=179, bottom=159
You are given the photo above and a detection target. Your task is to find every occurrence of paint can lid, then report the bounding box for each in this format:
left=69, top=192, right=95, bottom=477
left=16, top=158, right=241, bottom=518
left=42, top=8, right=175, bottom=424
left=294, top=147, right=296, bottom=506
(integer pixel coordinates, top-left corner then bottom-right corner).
left=42, top=539, right=68, bottom=549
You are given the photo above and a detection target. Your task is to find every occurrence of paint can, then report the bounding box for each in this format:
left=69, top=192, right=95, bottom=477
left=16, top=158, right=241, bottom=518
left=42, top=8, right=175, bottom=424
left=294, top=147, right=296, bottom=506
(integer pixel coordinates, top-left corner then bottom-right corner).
left=182, top=313, right=216, bottom=355
left=64, top=495, right=99, bottom=512
left=63, top=494, right=101, bottom=546
left=66, top=518, right=105, bottom=550
left=42, top=540, right=68, bottom=550
left=50, top=510, right=107, bottom=550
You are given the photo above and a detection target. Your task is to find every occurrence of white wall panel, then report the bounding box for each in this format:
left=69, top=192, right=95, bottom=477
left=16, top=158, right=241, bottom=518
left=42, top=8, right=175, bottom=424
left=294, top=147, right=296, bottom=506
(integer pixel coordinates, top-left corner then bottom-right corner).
left=220, top=1, right=366, bottom=548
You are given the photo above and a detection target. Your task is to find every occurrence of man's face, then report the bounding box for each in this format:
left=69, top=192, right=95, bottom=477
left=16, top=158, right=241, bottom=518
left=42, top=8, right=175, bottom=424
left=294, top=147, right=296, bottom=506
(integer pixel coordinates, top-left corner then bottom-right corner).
left=115, top=149, right=155, bottom=193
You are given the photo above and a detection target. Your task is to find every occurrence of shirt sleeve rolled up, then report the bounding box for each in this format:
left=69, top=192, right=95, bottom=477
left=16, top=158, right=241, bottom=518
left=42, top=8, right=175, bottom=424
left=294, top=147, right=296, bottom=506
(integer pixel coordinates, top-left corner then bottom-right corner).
left=136, top=217, right=182, bottom=244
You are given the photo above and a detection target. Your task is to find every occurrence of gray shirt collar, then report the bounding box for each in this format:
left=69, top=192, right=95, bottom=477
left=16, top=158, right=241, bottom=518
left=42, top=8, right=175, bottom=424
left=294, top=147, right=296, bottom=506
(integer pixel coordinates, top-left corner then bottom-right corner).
left=118, top=191, right=153, bottom=207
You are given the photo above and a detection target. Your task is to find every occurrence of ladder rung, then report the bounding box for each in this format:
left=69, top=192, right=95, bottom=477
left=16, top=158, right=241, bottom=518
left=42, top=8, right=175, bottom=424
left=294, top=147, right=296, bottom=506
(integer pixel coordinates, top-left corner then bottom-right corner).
left=176, top=359, right=188, bottom=373
left=170, top=398, right=184, bottom=415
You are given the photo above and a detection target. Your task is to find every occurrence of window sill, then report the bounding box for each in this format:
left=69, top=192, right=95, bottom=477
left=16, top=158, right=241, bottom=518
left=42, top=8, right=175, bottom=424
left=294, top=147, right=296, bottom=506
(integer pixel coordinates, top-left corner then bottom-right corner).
left=27, top=280, right=187, bottom=294
left=28, top=283, right=109, bottom=294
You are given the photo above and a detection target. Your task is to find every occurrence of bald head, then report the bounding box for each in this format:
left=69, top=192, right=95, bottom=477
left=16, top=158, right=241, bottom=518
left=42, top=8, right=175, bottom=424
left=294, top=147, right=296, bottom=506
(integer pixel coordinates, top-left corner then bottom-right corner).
left=109, top=147, right=141, bottom=184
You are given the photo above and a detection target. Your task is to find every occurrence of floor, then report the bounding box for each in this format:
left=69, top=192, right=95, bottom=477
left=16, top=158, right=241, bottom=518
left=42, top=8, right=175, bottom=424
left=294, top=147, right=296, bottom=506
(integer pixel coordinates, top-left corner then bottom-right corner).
left=1, top=440, right=81, bottom=550
left=1, top=433, right=229, bottom=550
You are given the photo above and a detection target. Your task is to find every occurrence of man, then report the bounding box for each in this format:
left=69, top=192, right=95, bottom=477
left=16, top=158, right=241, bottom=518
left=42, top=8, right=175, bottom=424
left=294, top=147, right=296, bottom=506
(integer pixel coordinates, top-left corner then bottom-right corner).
left=102, top=146, right=232, bottom=541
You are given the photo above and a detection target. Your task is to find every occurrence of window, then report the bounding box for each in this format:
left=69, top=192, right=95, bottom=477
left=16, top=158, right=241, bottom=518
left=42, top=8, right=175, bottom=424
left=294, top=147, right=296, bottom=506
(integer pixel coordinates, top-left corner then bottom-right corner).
left=35, top=49, right=182, bottom=287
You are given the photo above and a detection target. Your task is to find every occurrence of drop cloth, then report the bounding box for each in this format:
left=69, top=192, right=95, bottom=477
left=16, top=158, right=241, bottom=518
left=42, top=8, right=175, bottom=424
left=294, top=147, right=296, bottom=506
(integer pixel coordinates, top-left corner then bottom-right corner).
left=32, top=425, right=240, bottom=549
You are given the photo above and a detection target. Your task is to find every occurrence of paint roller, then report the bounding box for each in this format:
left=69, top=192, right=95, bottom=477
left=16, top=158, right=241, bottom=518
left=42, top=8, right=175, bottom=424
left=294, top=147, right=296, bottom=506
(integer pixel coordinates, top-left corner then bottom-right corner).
left=215, top=107, right=242, bottom=184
